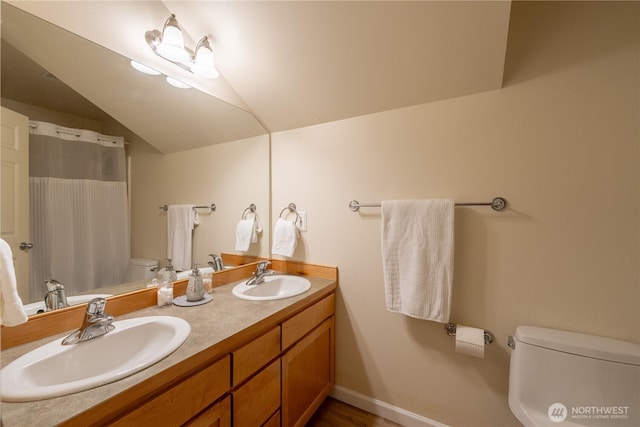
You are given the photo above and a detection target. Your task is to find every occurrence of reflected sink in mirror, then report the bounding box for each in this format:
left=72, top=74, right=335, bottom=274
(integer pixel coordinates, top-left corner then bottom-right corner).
left=175, top=266, right=232, bottom=281
left=0, top=316, right=190, bottom=402
left=23, top=293, right=113, bottom=316
left=176, top=267, right=215, bottom=281
left=232, top=275, right=312, bottom=301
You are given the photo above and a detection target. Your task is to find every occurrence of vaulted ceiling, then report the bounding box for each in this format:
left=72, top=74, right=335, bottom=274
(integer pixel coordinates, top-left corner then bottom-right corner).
left=2, top=1, right=511, bottom=152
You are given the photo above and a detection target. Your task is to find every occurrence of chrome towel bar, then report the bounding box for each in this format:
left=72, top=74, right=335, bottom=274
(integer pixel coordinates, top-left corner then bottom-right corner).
left=348, top=197, right=506, bottom=212
left=159, top=204, right=216, bottom=212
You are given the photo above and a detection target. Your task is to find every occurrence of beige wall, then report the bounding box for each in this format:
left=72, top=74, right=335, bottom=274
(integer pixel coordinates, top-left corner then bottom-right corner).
left=129, top=135, right=270, bottom=269
left=271, top=2, right=638, bottom=426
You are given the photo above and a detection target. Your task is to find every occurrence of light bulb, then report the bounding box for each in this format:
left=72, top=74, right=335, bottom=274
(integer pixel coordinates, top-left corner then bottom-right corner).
left=191, top=49, right=219, bottom=78
left=156, top=15, right=190, bottom=63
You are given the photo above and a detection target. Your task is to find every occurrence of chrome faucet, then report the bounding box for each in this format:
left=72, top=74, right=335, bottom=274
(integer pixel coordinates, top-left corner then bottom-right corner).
left=62, top=297, right=114, bottom=345
left=246, top=261, right=275, bottom=286
left=44, top=279, right=68, bottom=311
left=208, top=254, right=225, bottom=272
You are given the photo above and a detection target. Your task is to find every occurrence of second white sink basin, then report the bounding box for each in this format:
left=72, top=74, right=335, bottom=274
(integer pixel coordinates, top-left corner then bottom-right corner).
left=232, top=275, right=311, bottom=301
left=0, top=316, right=190, bottom=402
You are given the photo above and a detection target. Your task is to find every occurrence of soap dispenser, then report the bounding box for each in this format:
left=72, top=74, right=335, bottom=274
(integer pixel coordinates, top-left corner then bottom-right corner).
left=186, top=263, right=205, bottom=302
left=162, top=258, right=178, bottom=283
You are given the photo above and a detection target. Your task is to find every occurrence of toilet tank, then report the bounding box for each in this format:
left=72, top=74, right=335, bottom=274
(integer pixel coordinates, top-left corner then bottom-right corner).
left=124, top=258, right=158, bottom=283
left=508, top=326, right=640, bottom=427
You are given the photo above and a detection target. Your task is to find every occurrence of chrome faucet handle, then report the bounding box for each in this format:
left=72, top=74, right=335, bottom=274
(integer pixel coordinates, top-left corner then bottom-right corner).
left=246, top=261, right=274, bottom=286
left=256, top=260, right=271, bottom=272
left=86, top=297, right=107, bottom=316
left=45, top=279, right=64, bottom=291
left=43, top=279, right=68, bottom=311
left=208, top=254, right=225, bottom=271
left=62, top=297, right=114, bottom=345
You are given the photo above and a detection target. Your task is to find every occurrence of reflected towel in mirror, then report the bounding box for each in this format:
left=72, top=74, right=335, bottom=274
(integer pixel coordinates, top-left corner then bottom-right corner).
left=0, top=238, right=28, bottom=326
left=235, top=215, right=261, bottom=252
left=167, top=205, right=199, bottom=271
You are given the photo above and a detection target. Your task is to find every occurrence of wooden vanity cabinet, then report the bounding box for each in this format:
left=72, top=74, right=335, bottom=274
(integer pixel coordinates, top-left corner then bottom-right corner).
left=281, top=294, right=335, bottom=427
left=63, top=290, right=335, bottom=427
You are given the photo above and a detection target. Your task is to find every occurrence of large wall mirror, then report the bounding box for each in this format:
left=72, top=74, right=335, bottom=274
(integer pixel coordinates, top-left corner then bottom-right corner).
left=1, top=3, right=270, bottom=311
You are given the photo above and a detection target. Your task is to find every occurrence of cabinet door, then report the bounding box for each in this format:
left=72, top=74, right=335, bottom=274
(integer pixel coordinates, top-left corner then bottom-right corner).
left=184, top=395, right=231, bottom=427
left=282, top=317, right=335, bottom=427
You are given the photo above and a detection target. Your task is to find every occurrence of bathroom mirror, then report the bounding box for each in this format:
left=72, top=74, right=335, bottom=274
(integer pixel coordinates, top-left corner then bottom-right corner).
left=1, top=3, right=270, bottom=309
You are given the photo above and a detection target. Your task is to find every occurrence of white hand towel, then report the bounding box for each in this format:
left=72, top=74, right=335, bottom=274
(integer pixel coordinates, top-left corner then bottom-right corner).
left=0, top=238, right=28, bottom=326
left=381, top=199, right=454, bottom=322
left=167, top=204, right=199, bottom=271
left=272, top=218, right=298, bottom=258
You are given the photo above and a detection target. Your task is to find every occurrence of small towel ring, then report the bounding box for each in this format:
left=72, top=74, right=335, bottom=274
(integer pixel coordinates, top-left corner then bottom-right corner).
left=279, top=203, right=299, bottom=223
left=241, top=204, right=257, bottom=219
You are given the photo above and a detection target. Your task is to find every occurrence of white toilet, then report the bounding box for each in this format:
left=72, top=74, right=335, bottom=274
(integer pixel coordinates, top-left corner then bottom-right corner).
left=123, top=258, right=158, bottom=283
left=508, top=325, right=640, bottom=426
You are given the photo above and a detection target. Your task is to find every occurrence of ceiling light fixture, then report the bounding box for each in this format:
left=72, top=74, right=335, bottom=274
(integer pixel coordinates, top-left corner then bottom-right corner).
left=145, top=14, right=219, bottom=79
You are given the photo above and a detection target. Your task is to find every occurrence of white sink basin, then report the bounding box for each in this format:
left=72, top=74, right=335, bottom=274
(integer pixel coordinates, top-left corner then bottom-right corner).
left=232, top=275, right=311, bottom=301
left=1, top=316, right=190, bottom=402
left=23, top=294, right=113, bottom=316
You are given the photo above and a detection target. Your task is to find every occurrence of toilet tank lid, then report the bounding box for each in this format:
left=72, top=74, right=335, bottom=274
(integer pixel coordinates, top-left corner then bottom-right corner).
left=129, top=258, right=158, bottom=267
left=515, top=326, right=640, bottom=366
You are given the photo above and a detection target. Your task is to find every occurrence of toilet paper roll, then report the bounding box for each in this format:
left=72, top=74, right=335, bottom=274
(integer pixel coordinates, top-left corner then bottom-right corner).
left=455, top=325, right=485, bottom=359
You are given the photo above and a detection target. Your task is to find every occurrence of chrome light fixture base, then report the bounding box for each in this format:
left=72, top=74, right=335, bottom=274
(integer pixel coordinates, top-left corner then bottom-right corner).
left=144, top=14, right=219, bottom=79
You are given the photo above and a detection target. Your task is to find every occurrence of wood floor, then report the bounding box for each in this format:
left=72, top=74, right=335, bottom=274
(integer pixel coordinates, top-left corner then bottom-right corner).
left=306, top=397, right=404, bottom=427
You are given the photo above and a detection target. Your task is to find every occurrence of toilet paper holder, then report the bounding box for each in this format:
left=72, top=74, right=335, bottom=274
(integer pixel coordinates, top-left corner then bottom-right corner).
left=445, top=323, right=494, bottom=345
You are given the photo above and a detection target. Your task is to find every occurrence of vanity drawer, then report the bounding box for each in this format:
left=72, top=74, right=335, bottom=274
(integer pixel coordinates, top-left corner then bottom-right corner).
left=232, top=326, right=280, bottom=386
left=281, top=294, right=335, bottom=350
left=232, top=358, right=281, bottom=427
left=111, top=355, right=230, bottom=426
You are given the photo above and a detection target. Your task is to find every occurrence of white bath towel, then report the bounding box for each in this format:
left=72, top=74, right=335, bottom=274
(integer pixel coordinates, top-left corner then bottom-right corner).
left=272, top=218, right=299, bottom=258
left=0, top=238, right=28, bottom=326
left=381, top=199, right=454, bottom=322
left=167, top=205, right=199, bottom=271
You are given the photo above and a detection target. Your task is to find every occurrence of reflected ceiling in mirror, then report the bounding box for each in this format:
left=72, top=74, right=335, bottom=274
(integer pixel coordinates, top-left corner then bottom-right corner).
left=1, top=2, right=267, bottom=154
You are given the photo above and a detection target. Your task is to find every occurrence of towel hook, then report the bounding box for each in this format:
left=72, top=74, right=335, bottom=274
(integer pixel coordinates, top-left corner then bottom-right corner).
left=279, top=203, right=299, bottom=223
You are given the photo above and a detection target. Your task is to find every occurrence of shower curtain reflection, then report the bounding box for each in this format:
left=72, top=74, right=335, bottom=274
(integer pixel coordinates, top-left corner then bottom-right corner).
left=28, top=121, right=129, bottom=302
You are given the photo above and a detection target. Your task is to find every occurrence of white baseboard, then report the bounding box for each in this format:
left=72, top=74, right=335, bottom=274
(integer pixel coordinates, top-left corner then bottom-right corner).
left=329, top=385, right=449, bottom=427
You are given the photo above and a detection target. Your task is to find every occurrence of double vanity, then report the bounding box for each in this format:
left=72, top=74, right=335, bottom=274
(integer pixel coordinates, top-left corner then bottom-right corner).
left=0, top=260, right=337, bottom=426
